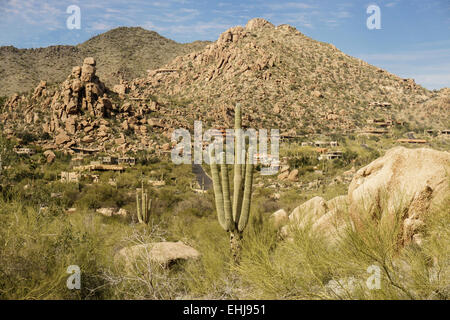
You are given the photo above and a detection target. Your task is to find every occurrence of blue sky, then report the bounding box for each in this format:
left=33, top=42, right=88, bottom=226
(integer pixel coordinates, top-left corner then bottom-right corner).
left=0, top=0, right=449, bottom=89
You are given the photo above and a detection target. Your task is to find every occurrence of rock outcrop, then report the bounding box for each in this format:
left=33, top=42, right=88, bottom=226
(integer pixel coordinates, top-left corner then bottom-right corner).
left=115, top=241, right=201, bottom=270
left=348, top=147, right=450, bottom=245
left=279, top=147, right=449, bottom=246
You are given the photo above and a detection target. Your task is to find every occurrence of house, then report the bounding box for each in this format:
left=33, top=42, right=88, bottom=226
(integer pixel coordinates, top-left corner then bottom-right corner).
left=314, top=141, right=329, bottom=147
left=318, top=151, right=343, bottom=161
left=60, top=172, right=80, bottom=183
left=74, top=164, right=125, bottom=172
left=362, top=128, right=389, bottom=135
left=117, top=157, right=136, bottom=166
left=14, top=147, right=35, bottom=155
left=101, top=156, right=118, bottom=165
left=70, top=146, right=102, bottom=155
left=396, top=139, right=427, bottom=144
left=329, top=141, right=339, bottom=147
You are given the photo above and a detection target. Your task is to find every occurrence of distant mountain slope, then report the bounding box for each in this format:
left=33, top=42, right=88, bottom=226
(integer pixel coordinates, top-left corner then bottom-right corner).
left=126, top=18, right=449, bottom=133
left=0, top=19, right=448, bottom=155
left=0, top=27, right=210, bottom=97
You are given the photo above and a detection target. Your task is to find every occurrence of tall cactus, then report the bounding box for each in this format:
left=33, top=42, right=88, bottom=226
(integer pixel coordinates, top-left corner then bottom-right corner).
left=136, top=181, right=152, bottom=224
left=210, top=103, right=254, bottom=264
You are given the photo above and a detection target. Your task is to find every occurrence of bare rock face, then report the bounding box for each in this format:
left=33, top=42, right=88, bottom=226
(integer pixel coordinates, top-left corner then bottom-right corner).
left=115, top=241, right=201, bottom=270
left=62, top=57, right=107, bottom=118
left=348, top=147, right=450, bottom=245
left=32, top=80, right=47, bottom=99
left=218, top=26, right=247, bottom=44
left=289, top=196, right=328, bottom=224
left=55, top=131, right=71, bottom=145
left=279, top=194, right=348, bottom=243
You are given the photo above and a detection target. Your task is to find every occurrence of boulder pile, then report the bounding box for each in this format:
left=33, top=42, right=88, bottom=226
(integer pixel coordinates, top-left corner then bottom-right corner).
left=275, top=147, right=450, bottom=246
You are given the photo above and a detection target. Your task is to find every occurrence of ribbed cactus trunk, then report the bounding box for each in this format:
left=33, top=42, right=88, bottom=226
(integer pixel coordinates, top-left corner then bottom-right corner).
left=136, top=181, right=152, bottom=224
left=210, top=103, right=254, bottom=264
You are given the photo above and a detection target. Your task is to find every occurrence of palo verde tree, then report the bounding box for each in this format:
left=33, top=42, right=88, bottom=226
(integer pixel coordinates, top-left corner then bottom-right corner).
left=209, top=104, right=255, bottom=264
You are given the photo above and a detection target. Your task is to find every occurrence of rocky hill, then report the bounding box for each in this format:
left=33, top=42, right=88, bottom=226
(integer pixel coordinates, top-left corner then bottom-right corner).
left=0, top=27, right=210, bottom=97
left=126, top=18, right=449, bottom=134
left=0, top=18, right=448, bottom=155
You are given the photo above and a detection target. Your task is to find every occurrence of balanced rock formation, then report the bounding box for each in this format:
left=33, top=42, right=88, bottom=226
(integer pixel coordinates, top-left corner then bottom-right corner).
left=0, top=57, right=157, bottom=153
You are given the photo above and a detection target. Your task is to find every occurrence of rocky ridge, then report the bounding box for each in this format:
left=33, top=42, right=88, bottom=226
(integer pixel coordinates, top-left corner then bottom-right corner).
left=126, top=18, right=449, bottom=134
left=1, top=18, right=449, bottom=154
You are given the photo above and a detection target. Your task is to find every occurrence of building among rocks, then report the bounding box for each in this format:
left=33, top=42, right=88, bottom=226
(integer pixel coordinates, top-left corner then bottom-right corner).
left=14, top=147, right=35, bottom=155
left=318, top=150, right=343, bottom=161
left=396, top=139, right=427, bottom=144
left=60, top=171, right=80, bottom=183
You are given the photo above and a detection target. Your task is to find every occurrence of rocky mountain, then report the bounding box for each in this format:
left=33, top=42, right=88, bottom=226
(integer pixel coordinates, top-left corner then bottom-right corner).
left=0, top=27, right=210, bottom=97
left=0, top=18, right=448, bottom=155
left=126, top=18, right=449, bottom=134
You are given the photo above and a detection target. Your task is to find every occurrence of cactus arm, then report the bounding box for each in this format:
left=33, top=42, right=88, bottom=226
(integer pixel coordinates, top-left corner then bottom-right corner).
left=210, top=149, right=227, bottom=230
left=136, top=192, right=143, bottom=223
left=136, top=179, right=152, bottom=224
left=143, top=191, right=148, bottom=223
left=148, top=198, right=152, bottom=223
left=220, top=160, right=233, bottom=231
left=238, top=146, right=254, bottom=232
left=233, top=104, right=244, bottom=224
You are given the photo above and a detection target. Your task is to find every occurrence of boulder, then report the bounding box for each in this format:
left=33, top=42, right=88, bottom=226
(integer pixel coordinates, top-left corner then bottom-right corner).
left=113, top=83, right=128, bottom=95
left=289, top=196, right=328, bottom=224
left=348, top=147, right=450, bottom=245
left=277, top=170, right=289, bottom=181
left=326, top=195, right=348, bottom=211
left=83, top=57, right=96, bottom=66
left=71, top=66, right=81, bottom=78
left=65, top=116, right=77, bottom=135
left=287, top=169, right=299, bottom=181
left=55, top=132, right=71, bottom=145
left=270, top=209, right=289, bottom=229
left=116, top=241, right=200, bottom=269
left=245, top=18, right=275, bottom=31
left=43, top=150, right=56, bottom=163
left=116, top=208, right=129, bottom=217
left=96, top=208, right=115, bottom=217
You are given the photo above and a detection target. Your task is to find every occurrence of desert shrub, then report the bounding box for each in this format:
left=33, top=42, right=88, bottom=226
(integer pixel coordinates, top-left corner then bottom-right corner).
left=76, top=184, right=131, bottom=210
left=15, top=131, right=39, bottom=144
left=101, top=229, right=185, bottom=300
left=0, top=203, right=110, bottom=299
left=173, top=194, right=214, bottom=218
left=235, top=193, right=450, bottom=300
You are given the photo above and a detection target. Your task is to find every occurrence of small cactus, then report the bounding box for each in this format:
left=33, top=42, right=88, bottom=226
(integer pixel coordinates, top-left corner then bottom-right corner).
left=136, top=181, right=152, bottom=224
left=210, top=103, right=254, bottom=263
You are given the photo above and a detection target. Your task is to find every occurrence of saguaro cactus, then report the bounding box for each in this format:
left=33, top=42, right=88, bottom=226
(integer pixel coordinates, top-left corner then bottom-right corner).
left=210, top=103, right=254, bottom=263
left=136, top=181, right=152, bottom=224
